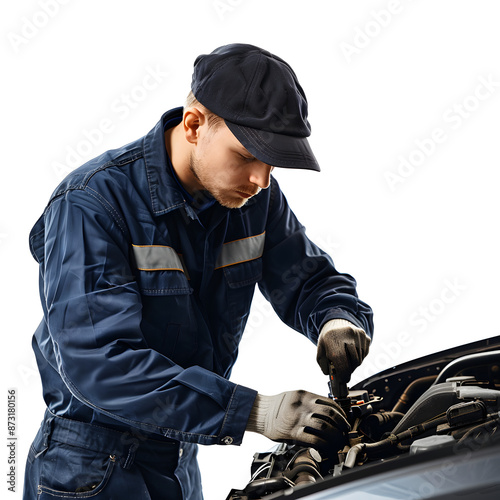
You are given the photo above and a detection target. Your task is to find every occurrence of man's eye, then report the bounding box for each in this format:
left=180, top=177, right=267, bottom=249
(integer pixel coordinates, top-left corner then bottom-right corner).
left=239, top=154, right=254, bottom=162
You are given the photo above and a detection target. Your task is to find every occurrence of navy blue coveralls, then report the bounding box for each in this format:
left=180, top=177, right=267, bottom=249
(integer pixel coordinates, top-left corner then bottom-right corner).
left=23, top=107, right=373, bottom=499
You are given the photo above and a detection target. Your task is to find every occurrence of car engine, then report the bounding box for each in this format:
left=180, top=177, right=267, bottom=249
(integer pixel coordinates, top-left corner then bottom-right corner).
left=226, top=337, right=500, bottom=499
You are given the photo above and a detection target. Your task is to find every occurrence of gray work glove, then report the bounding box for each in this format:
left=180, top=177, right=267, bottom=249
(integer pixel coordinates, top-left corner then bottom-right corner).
left=316, top=319, right=371, bottom=383
left=246, top=390, right=350, bottom=449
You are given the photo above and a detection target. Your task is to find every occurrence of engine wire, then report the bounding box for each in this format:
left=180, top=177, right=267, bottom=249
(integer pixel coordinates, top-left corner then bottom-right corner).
left=249, top=463, right=272, bottom=482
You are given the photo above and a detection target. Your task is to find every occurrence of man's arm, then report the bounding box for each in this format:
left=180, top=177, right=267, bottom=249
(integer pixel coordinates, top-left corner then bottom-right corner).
left=258, top=178, right=374, bottom=343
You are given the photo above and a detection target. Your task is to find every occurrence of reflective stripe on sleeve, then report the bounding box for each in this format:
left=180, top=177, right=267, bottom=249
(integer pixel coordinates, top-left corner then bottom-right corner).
left=215, top=232, right=265, bottom=269
left=132, top=244, right=186, bottom=273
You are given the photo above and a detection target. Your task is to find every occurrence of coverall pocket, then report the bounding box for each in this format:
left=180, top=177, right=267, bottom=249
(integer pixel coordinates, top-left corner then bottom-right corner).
left=37, top=441, right=116, bottom=498
left=136, top=269, right=197, bottom=364
left=223, top=258, right=262, bottom=331
left=135, top=268, right=192, bottom=296
left=223, top=258, right=262, bottom=289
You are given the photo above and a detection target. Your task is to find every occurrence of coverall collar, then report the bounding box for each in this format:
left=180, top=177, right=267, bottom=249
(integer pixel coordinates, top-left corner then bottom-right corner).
left=143, top=107, right=188, bottom=217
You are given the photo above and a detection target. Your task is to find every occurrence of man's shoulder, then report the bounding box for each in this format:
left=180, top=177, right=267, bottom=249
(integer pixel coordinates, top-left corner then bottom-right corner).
left=29, top=137, right=148, bottom=260
left=49, top=137, right=145, bottom=201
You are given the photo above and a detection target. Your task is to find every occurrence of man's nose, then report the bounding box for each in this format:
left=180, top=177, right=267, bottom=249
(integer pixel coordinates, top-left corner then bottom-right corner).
left=249, top=162, right=274, bottom=189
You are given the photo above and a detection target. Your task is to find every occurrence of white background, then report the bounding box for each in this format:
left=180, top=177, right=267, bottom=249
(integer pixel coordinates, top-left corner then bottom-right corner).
left=2, top=1, right=500, bottom=499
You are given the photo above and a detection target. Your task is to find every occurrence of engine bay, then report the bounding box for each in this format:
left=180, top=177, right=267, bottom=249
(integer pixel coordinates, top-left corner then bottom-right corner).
left=226, top=336, right=500, bottom=499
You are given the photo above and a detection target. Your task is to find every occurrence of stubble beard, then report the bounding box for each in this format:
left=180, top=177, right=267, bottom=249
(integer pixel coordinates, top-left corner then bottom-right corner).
left=189, top=152, right=250, bottom=209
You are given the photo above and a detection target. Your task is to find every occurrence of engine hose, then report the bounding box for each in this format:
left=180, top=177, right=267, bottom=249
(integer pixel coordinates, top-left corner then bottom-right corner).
left=284, top=463, right=322, bottom=483
left=457, top=415, right=500, bottom=444
left=344, top=443, right=365, bottom=468
left=344, top=415, right=448, bottom=468
left=392, top=376, right=438, bottom=413
left=243, top=477, right=292, bottom=497
left=433, top=350, right=500, bottom=385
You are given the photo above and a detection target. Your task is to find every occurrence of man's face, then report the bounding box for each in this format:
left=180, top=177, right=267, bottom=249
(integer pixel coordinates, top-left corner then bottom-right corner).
left=189, top=122, right=274, bottom=209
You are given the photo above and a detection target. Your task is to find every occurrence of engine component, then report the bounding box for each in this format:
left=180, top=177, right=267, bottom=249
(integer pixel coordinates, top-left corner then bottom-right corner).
left=409, top=435, right=455, bottom=454
left=226, top=445, right=323, bottom=500
left=446, top=400, right=487, bottom=427
left=328, top=386, right=383, bottom=425
left=344, top=413, right=449, bottom=468
left=358, top=410, right=404, bottom=442
left=284, top=447, right=322, bottom=486
left=391, top=379, right=500, bottom=436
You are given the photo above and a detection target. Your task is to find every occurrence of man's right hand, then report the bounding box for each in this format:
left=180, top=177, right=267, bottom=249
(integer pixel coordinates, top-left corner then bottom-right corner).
left=245, top=390, right=350, bottom=450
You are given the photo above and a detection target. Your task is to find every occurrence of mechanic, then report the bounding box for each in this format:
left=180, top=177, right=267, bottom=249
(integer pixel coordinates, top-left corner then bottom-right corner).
left=23, top=43, right=373, bottom=500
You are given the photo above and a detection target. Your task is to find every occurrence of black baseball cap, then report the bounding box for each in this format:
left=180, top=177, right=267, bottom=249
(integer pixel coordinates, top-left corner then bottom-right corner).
left=191, top=43, right=320, bottom=172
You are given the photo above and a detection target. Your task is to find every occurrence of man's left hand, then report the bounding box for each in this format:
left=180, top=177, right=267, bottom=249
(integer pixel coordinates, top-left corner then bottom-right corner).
left=316, top=319, right=371, bottom=383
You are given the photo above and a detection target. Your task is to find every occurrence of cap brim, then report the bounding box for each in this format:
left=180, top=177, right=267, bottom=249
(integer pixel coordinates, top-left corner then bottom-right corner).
left=225, top=120, right=321, bottom=172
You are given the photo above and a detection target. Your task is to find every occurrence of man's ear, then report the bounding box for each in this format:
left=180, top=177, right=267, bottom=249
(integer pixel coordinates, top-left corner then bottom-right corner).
left=183, top=107, right=207, bottom=145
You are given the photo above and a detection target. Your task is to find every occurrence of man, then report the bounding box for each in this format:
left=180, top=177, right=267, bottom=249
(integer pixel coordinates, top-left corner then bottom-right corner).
left=24, top=43, right=373, bottom=499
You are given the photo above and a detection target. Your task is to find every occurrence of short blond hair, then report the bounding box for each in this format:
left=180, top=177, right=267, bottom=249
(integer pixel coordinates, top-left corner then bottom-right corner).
left=185, top=91, right=224, bottom=130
